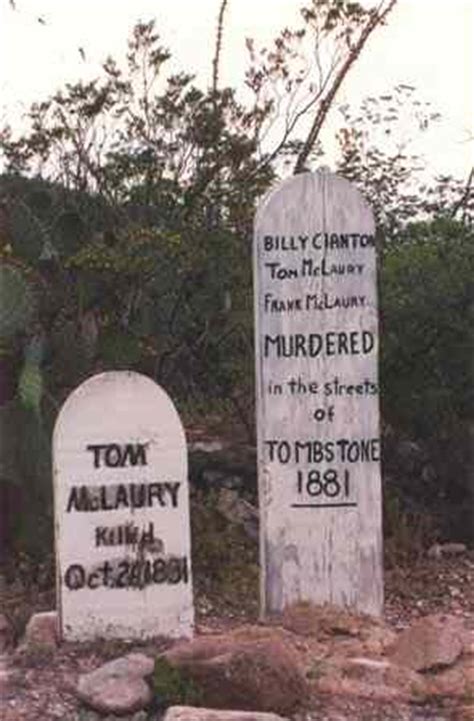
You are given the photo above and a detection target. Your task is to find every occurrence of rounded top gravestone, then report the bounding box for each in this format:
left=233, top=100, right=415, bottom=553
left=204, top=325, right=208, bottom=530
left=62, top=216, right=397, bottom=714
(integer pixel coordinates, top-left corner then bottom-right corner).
left=53, top=371, right=194, bottom=641
left=253, top=169, right=383, bottom=617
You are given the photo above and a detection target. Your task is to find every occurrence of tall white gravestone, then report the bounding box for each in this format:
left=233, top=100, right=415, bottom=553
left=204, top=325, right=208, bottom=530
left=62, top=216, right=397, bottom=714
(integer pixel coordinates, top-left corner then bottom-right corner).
left=53, top=371, right=193, bottom=641
left=254, top=170, right=383, bottom=616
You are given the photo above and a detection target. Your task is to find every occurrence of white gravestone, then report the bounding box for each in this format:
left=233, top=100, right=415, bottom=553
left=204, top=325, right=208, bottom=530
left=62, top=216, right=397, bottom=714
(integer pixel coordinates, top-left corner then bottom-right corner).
left=53, top=371, right=194, bottom=641
left=254, top=170, right=383, bottom=617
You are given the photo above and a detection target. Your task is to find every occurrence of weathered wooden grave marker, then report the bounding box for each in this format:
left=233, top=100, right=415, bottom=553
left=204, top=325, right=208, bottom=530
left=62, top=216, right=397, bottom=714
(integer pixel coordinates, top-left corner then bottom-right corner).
left=254, top=170, right=383, bottom=616
left=53, top=371, right=194, bottom=641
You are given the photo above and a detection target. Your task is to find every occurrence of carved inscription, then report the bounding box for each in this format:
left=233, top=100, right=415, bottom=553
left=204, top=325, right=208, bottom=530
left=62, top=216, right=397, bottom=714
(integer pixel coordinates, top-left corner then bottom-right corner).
left=54, top=372, right=194, bottom=641
left=254, top=171, right=383, bottom=616
left=62, top=443, right=188, bottom=589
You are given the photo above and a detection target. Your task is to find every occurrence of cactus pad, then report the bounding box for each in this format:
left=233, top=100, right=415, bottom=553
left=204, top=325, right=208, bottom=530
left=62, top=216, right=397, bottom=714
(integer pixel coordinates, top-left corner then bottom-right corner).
left=0, top=261, right=38, bottom=339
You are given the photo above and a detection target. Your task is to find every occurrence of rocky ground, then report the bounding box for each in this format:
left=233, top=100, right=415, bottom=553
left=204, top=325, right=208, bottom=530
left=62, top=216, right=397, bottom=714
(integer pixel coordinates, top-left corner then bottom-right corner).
left=1, top=547, right=473, bottom=721
left=1, top=424, right=472, bottom=720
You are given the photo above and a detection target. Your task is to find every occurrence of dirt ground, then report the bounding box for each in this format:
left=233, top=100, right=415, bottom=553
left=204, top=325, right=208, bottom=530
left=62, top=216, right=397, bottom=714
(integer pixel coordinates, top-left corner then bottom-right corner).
left=1, top=549, right=473, bottom=721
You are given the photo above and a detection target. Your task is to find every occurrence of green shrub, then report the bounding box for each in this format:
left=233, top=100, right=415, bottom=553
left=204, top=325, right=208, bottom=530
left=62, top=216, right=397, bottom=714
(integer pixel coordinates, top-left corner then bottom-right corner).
left=152, top=656, right=203, bottom=707
left=380, top=218, right=474, bottom=538
left=380, top=218, right=473, bottom=435
left=191, top=489, right=259, bottom=616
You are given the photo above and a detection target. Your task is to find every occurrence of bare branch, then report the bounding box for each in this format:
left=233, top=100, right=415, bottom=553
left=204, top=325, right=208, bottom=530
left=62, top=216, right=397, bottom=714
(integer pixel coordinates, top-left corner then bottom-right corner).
left=212, top=0, right=229, bottom=93
left=294, top=0, right=398, bottom=174
left=450, top=167, right=474, bottom=219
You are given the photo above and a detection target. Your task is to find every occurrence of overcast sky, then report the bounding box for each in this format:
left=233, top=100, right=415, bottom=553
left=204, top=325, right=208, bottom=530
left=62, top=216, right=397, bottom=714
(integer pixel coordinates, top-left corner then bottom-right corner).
left=1, top=0, right=472, bottom=180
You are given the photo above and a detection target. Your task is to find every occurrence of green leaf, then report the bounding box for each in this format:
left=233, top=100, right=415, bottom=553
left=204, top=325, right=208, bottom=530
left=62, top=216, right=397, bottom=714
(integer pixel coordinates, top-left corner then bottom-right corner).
left=0, top=262, right=38, bottom=339
left=52, top=210, right=86, bottom=257
left=98, top=329, right=142, bottom=367
left=9, top=201, right=45, bottom=262
left=18, top=359, right=43, bottom=417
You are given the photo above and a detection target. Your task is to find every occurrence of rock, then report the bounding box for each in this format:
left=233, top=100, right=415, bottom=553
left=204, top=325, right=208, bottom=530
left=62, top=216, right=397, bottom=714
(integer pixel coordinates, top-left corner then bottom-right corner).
left=462, top=629, right=474, bottom=657
left=201, top=469, right=245, bottom=492
left=77, top=677, right=151, bottom=715
left=343, top=657, right=392, bottom=682
left=189, top=440, right=225, bottom=453
left=348, top=657, right=427, bottom=698
left=76, top=652, right=154, bottom=715
left=163, top=633, right=307, bottom=716
left=189, top=443, right=257, bottom=498
left=71, top=711, right=101, bottom=721
left=131, top=711, right=149, bottom=721
left=427, top=658, right=474, bottom=699
left=217, top=489, right=259, bottom=540
left=23, top=611, right=58, bottom=650
left=439, top=543, right=467, bottom=556
left=389, top=614, right=464, bottom=671
left=280, top=601, right=380, bottom=639
left=396, top=440, right=425, bottom=473
left=360, top=625, right=397, bottom=656
left=164, top=636, right=237, bottom=664
left=428, top=543, right=467, bottom=559
left=163, top=708, right=289, bottom=721
left=421, top=464, right=436, bottom=484
left=94, top=653, right=155, bottom=678
left=0, top=614, right=14, bottom=652
left=314, top=655, right=427, bottom=701
left=314, top=657, right=428, bottom=703
left=75, top=712, right=101, bottom=721
left=454, top=705, right=474, bottom=721
left=0, top=654, right=20, bottom=690
left=427, top=544, right=443, bottom=560
left=315, top=675, right=415, bottom=703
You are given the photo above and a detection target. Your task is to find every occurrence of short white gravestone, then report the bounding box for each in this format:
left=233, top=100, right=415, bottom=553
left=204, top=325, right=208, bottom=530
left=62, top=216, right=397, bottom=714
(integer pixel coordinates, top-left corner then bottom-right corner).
left=254, top=170, right=383, bottom=617
left=53, top=371, right=193, bottom=641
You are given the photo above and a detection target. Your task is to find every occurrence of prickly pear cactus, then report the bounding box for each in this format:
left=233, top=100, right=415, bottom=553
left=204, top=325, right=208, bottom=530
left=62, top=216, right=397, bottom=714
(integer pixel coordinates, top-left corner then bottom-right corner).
left=9, top=200, right=45, bottom=262
left=0, top=260, right=38, bottom=340
left=0, top=260, right=44, bottom=489
left=18, top=334, right=45, bottom=417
